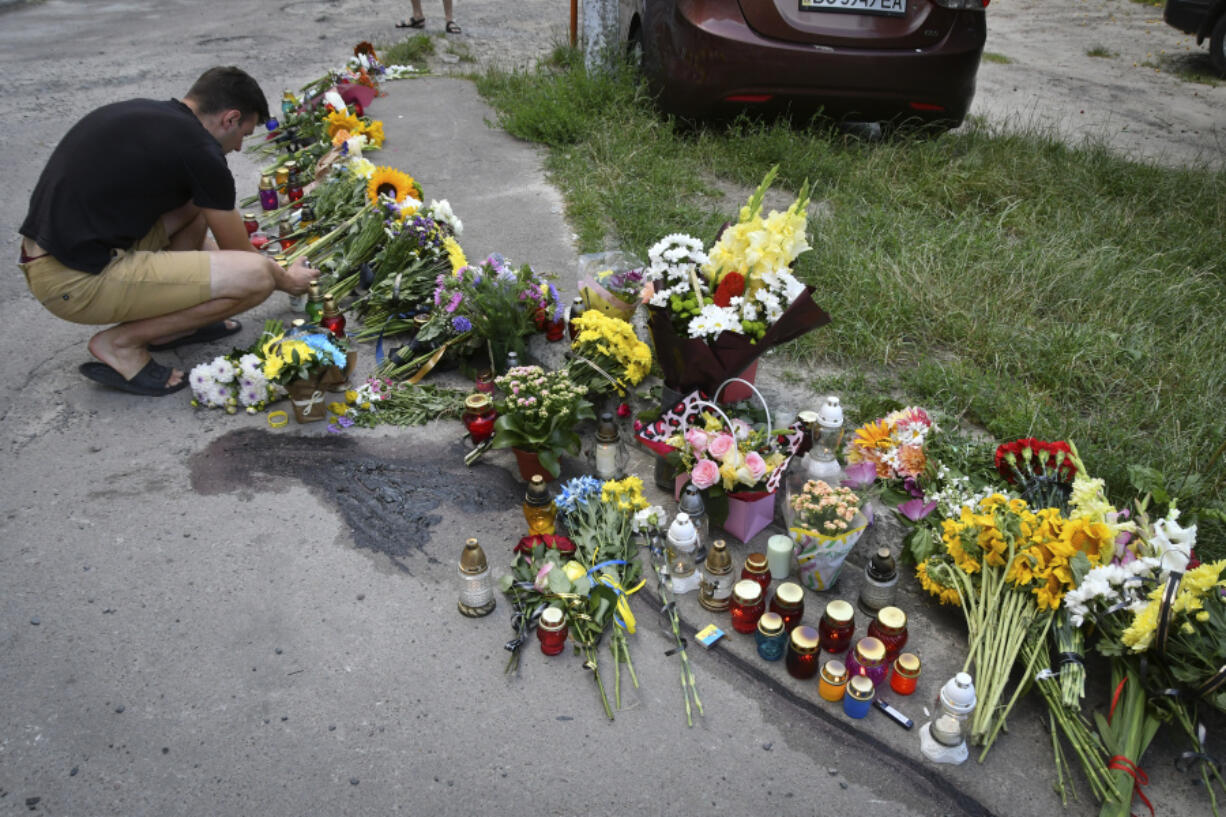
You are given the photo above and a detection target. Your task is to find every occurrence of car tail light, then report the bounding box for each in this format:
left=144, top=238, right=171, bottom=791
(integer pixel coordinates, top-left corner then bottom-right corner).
left=725, top=94, right=774, bottom=103
left=909, top=102, right=946, bottom=111
left=931, top=0, right=988, bottom=8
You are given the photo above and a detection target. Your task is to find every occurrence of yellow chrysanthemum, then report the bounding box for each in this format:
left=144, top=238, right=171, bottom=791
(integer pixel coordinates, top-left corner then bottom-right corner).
left=600, top=476, right=648, bottom=513
left=1122, top=599, right=1161, bottom=652
left=443, top=236, right=467, bottom=274
left=344, top=390, right=359, bottom=404
left=326, top=110, right=361, bottom=138
left=367, top=166, right=419, bottom=207
left=347, top=157, right=375, bottom=179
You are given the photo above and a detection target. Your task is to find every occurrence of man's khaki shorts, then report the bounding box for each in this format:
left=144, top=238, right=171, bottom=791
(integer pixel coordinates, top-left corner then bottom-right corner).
left=19, top=222, right=212, bottom=325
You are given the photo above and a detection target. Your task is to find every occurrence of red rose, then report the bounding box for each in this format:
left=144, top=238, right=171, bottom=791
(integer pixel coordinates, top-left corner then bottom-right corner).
left=513, top=534, right=576, bottom=556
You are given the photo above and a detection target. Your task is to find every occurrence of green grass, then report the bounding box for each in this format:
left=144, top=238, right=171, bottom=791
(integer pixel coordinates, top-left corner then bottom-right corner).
left=1087, top=46, right=1116, bottom=58
left=475, top=52, right=1226, bottom=556
left=382, top=34, right=436, bottom=65
left=982, top=52, right=1012, bottom=64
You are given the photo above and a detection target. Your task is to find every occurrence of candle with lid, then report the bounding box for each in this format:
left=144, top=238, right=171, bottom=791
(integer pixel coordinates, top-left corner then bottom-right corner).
left=591, top=412, right=629, bottom=480
left=730, top=579, right=765, bottom=634
left=678, top=483, right=709, bottom=562
left=258, top=175, right=279, bottom=211
left=305, top=281, right=325, bottom=324
left=741, top=553, right=771, bottom=595
left=567, top=296, right=586, bottom=340
left=457, top=538, right=495, bottom=617
left=858, top=547, right=899, bottom=613
left=699, top=539, right=735, bottom=612
left=889, top=653, right=922, bottom=696
left=785, top=626, right=821, bottom=679
left=867, top=606, right=909, bottom=662
left=846, top=637, right=889, bottom=687
left=462, top=393, right=497, bottom=444
left=843, top=675, right=875, bottom=719
left=537, top=606, right=568, bottom=655
left=523, top=475, right=558, bottom=536
left=242, top=212, right=260, bottom=236
left=667, top=513, right=701, bottom=594
left=754, top=612, right=787, bottom=662
left=320, top=294, right=346, bottom=338
left=819, top=659, right=849, bottom=702
left=818, top=599, right=855, bottom=653
left=769, top=581, right=805, bottom=632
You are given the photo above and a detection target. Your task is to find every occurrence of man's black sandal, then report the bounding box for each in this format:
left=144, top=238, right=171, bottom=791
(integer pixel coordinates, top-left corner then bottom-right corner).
left=396, top=17, right=425, bottom=28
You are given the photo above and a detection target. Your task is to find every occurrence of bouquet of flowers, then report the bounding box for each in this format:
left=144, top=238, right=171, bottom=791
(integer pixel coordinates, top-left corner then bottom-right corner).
left=490, top=366, right=595, bottom=478
left=790, top=480, right=863, bottom=535
left=498, top=475, right=647, bottom=719
left=642, top=166, right=830, bottom=396
left=845, top=405, right=935, bottom=482
left=577, top=253, right=645, bottom=321
left=189, top=352, right=278, bottom=413
left=566, top=311, right=652, bottom=397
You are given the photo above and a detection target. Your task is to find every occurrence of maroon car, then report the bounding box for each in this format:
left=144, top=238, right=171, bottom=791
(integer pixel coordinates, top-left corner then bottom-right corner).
left=622, top=0, right=989, bottom=129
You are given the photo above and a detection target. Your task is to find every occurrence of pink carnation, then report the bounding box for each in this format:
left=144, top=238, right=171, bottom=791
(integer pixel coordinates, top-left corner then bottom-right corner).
left=691, top=458, right=720, bottom=490
left=707, top=432, right=736, bottom=461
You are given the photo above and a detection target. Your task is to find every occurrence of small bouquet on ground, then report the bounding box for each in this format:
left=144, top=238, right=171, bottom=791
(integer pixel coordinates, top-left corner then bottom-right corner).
left=576, top=251, right=645, bottom=321
left=788, top=480, right=869, bottom=590
left=642, top=165, right=830, bottom=396
left=497, top=475, right=647, bottom=719
left=566, top=311, right=652, bottom=397
left=490, top=366, right=595, bottom=479
left=188, top=319, right=287, bottom=414
left=259, top=325, right=350, bottom=423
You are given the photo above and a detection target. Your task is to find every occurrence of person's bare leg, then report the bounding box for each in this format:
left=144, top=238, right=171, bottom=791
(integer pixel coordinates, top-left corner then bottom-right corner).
left=411, top=0, right=425, bottom=20
left=443, top=0, right=454, bottom=24
left=146, top=205, right=230, bottom=347
left=86, top=251, right=279, bottom=387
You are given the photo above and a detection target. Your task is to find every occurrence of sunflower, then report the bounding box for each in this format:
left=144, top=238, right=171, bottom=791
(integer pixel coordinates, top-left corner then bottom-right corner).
left=357, top=119, right=385, bottom=148
left=367, top=166, right=419, bottom=207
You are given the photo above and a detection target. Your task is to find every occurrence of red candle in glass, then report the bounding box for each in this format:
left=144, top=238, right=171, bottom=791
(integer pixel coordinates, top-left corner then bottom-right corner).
left=462, top=393, right=498, bottom=445
left=320, top=313, right=346, bottom=337
left=889, top=653, right=921, bottom=696
left=769, top=582, right=805, bottom=632
left=545, top=318, right=566, bottom=342
left=537, top=607, right=567, bottom=656
left=818, top=599, right=855, bottom=653
left=729, top=580, right=765, bottom=634
left=250, top=232, right=270, bottom=251
left=785, top=626, right=821, bottom=679
left=242, top=213, right=260, bottom=235
left=287, top=180, right=304, bottom=207
left=867, top=606, right=908, bottom=662
left=474, top=370, right=495, bottom=395
left=741, top=553, right=771, bottom=596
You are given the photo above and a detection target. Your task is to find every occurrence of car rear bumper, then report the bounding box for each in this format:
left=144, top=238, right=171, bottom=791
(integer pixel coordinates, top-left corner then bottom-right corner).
left=645, top=3, right=985, bottom=123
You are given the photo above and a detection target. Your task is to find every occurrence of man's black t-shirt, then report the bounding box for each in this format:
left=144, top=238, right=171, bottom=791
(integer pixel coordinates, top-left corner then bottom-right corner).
left=20, top=98, right=235, bottom=274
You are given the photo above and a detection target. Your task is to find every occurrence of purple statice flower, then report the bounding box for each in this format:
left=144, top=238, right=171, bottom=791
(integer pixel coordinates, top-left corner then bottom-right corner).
left=452, top=316, right=473, bottom=332
left=446, top=291, right=463, bottom=313
left=548, top=282, right=564, bottom=322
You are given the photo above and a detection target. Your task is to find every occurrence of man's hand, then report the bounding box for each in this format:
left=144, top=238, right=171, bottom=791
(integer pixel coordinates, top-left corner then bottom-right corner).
left=276, top=258, right=316, bottom=296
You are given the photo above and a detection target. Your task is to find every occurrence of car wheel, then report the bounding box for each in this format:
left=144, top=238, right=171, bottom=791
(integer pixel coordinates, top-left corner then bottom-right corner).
left=1211, top=14, right=1226, bottom=77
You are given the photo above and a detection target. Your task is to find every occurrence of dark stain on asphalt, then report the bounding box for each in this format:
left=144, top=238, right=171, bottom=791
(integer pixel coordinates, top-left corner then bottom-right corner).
left=188, top=428, right=522, bottom=573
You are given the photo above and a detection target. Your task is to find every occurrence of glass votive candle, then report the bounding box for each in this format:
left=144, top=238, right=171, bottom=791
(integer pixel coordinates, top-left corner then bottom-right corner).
left=474, top=369, right=495, bottom=394
left=819, top=659, right=849, bottom=702
left=843, top=675, right=876, bottom=719
left=785, top=626, right=821, bottom=680
left=769, top=581, right=805, bottom=632
left=537, top=606, right=568, bottom=656
left=818, top=599, right=855, bottom=653
left=889, top=653, right=921, bottom=696
left=867, top=606, right=909, bottom=662
left=250, top=231, right=270, bottom=251
left=741, top=553, right=771, bottom=595
left=845, top=637, right=889, bottom=687
left=730, top=580, right=765, bottom=634
left=755, top=612, right=787, bottom=661
left=462, top=393, right=498, bottom=444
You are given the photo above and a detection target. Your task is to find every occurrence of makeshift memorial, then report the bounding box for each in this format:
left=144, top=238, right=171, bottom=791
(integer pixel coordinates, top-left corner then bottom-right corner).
left=489, top=366, right=594, bottom=480
left=259, top=324, right=350, bottom=423
left=498, top=475, right=646, bottom=719
left=642, top=166, right=830, bottom=398
left=188, top=320, right=286, bottom=414
left=566, top=310, right=652, bottom=397
left=788, top=479, right=868, bottom=591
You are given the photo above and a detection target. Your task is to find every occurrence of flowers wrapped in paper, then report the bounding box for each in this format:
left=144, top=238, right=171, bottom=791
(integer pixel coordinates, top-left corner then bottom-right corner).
left=642, top=167, right=831, bottom=397
left=576, top=251, right=645, bottom=322
left=788, top=480, right=869, bottom=590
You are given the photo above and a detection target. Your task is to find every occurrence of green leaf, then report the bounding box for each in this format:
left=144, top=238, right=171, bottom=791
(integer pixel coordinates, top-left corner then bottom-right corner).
left=496, top=574, right=513, bottom=593
left=1127, top=464, right=1170, bottom=505
left=1069, top=551, right=1092, bottom=587
left=547, top=565, right=572, bottom=594
left=573, top=576, right=592, bottom=596
left=589, top=585, right=617, bottom=628
left=538, top=449, right=562, bottom=478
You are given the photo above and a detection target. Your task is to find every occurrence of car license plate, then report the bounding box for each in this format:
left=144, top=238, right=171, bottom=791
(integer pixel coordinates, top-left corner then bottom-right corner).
left=799, top=0, right=907, bottom=17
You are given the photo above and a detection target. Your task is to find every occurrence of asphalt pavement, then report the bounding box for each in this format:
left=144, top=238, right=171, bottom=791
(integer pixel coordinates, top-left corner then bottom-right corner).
left=0, top=1, right=1213, bottom=816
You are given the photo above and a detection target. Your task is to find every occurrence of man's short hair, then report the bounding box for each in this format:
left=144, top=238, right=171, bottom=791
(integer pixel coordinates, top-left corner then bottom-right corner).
left=185, top=66, right=270, bottom=124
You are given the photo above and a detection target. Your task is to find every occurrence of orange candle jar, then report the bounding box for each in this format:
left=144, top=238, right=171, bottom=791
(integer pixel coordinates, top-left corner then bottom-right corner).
left=889, top=653, right=921, bottom=696
left=819, top=659, right=849, bottom=702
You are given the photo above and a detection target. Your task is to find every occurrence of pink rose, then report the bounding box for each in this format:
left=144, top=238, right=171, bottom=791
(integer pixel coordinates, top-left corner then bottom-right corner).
left=691, top=458, right=720, bottom=490
left=617, top=402, right=631, bottom=418
left=707, top=432, right=735, bottom=460
left=744, top=450, right=768, bottom=482
left=684, top=428, right=709, bottom=454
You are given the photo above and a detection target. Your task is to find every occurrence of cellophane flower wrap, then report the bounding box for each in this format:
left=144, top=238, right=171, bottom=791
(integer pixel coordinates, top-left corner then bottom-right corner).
left=642, top=166, right=830, bottom=395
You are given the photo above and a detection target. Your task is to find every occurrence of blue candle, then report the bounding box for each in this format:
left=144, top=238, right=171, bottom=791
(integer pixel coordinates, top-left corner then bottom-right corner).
left=843, top=675, right=875, bottom=719
left=755, top=613, right=787, bottom=661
